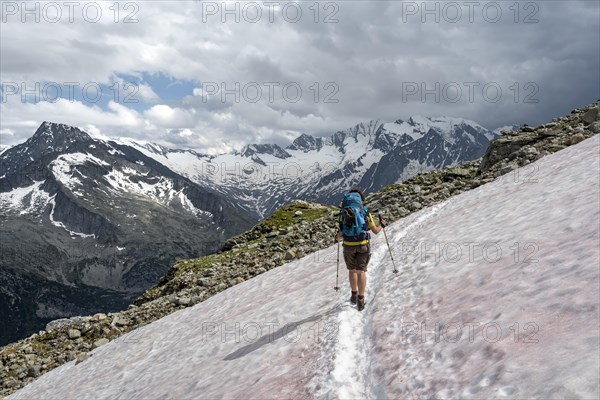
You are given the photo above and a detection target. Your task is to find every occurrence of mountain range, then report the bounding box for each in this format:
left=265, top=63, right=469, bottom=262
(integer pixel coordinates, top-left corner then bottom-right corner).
left=112, top=116, right=507, bottom=218
left=0, top=116, right=506, bottom=345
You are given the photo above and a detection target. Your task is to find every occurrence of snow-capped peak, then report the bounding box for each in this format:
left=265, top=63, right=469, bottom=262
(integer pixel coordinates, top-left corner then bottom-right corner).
left=25, top=122, right=92, bottom=152
left=238, top=143, right=292, bottom=159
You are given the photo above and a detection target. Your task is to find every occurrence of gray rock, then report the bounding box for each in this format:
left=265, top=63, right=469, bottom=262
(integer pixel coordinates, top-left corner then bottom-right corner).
left=27, top=365, right=41, bottom=378
left=581, top=107, right=599, bottom=124
left=285, top=248, right=297, bottom=260
left=410, top=202, right=422, bottom=210
left=23, top=354, right=36, bottom=365
left=521, top=125, right=535, bottom=132
left=176, top=297, right=191, bottom=306
left=197, top=278, right=213, bottom=287
left=498, top=161, right=520, bottom=176
left=81, top=323, right=92, bottom=335
left=538, top=130, right=560, bottom=138
left=3, top=378, right=18, bottom=388
left=167, top=294, right=178, bottom=304
left=69, top=316, right=91, bottom=324
left=45, top=318, right=72, bottom=332
left=191, top=295, right=203, bottom=305
left=567, top=133, right=586, bottom=145
left=111, top=316, right=130, bottom=327
left=68, top=329, right=81, bottom=339
left=294, top=210, right=303, bottom=216
left=589, top=122, right=600, bottom=134
left=75, top=352, right=89, bottom=364
left=92, top=338, right=110, bottom=349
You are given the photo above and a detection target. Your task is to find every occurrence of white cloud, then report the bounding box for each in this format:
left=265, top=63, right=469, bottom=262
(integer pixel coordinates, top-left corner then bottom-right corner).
left=1, top=1, right=598, bottom=151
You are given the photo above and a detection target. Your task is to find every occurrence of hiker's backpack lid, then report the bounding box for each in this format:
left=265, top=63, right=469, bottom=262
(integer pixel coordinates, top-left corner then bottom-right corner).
left=342, top=192, right=363, bottom=208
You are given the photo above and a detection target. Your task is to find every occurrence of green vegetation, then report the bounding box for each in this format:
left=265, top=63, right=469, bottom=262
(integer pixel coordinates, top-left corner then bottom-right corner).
left=261, top=202, right=336, bottom=231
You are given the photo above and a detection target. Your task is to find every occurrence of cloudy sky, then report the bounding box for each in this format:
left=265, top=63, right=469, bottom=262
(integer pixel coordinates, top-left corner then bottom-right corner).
left=1, top=0, right=598, bottom=154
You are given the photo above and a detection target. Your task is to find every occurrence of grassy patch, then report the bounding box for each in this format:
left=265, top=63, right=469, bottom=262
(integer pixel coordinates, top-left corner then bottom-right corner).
left=261, top=203, right=336, bottom=231
left=174, top=252, right=230, bottom=275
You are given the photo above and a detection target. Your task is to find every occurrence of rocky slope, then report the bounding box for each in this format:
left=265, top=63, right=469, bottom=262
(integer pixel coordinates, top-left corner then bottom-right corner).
left=0, top=100, right=598, bottom=397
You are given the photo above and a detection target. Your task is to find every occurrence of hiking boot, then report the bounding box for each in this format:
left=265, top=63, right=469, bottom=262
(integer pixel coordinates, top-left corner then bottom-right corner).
left=350, top=292, right=357, bottom=304
left=357, top=296, right=365, bottom=311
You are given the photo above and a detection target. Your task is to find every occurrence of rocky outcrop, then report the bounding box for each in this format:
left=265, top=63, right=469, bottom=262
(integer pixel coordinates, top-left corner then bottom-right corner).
left=1, top=100, right=598, bottom=398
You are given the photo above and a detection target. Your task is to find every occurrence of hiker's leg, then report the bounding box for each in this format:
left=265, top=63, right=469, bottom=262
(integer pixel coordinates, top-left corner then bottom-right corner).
left=357, top=271, right=366, bottom=296
left=355, top=244, right=370, bottom=297
left=343, top=244, right=359, bottom=292
left=349, top=270, right=358, bottom=292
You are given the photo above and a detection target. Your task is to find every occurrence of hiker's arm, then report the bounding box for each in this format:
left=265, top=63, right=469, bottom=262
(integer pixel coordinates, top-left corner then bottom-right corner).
left=368, top=214, right=384, bottom=234
left=335, top=230, right=342, bottom=242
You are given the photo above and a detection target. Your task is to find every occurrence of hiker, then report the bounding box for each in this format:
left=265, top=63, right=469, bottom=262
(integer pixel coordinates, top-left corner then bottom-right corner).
left=335, top=188, right=385, bottom=311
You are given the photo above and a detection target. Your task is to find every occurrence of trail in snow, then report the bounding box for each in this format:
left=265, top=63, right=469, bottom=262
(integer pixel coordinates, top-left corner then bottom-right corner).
left=312, top=201, right=452, bottom=399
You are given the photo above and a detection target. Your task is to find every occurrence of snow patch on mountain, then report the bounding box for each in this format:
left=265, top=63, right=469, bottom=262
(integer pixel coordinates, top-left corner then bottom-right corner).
left=48, top=197, right=96, bottom=239
left=50, top=152, right=109, bottom=190
left=0, top=180, right=51, bottom=215
left=103, top=167, right=211, bottom=218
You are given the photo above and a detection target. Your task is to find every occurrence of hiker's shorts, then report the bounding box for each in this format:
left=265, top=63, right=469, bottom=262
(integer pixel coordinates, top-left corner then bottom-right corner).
left=343, top=243, right=371, bottom=272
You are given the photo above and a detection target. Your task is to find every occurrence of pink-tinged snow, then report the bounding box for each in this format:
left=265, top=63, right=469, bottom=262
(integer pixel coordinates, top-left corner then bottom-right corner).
left=9, top=136, right=599, bottom=400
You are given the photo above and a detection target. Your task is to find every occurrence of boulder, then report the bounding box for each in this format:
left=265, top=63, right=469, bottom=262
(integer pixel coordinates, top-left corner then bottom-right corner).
left=92, top=338, right=110, bottom=349
left=176, top=297, right=191, bottom=306
left=75, top=353, right=89, bottom=364
left=581, top=107, right=599, bottom=124
left=67, top=329, right=81, bottom=339
left=285, top=248, right=297, bottom=260
left=111, top=316, right=130, bottom=327
left=588, top=122, right=600, bottom=134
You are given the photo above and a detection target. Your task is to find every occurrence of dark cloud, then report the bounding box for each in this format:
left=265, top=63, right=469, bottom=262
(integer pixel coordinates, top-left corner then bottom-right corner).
left=1, top=1, right=598, bottom=152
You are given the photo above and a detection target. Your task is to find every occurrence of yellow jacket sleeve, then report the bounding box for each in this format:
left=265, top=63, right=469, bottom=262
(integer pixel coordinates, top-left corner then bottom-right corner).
left=366, top=213, right=376, bottom=229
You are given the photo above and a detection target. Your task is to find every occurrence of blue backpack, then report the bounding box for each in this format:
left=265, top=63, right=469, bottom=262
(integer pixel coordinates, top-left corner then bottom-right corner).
left=339, top=192, right=370, bottom=241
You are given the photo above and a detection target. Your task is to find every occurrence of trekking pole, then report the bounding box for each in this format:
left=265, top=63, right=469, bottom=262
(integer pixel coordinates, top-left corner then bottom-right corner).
left=378, top=213, right=398, bottom=273
left=334, top=237, right=340, bottom=290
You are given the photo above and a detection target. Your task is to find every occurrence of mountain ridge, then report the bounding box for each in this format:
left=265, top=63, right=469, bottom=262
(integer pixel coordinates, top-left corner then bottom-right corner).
left=96, top=115, right=501, bottom=219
